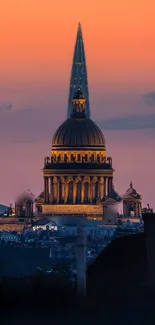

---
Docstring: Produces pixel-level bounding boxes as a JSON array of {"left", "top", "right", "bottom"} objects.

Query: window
[
  {"left": 58, "top": 154, "right": 61, "bottom": 162},
  {"left": 85, "top": 154, "right": 88, "bottom": 161},
  {"left": 64, "top": 154, "right": 68, "bottom": 162},
  {"left": 84, "top": 182, "right": 89, "bottom": 203},
  {"left": 91, "top": 154, "right": 94, "bottom": 161},
  {"left": 94, "top": 182, "right": 98, "bottom": 199},
  {"left": 97, "top": 154, "right": 100, "bottom": 162},
  {"left": 68, "top": 181, "right": 73, "bottom": 203},
  {"left": 76, "top": 181, "right": 81, "bottom": 203},
  {"left": 59, "top": 181, "right": 63, "bottom": 203},
  {"left": 71, "top": 154, "right": 74, "bottom": 161},
  {"left": 77, "top": 154, "right": 81, "bottom": 161}
]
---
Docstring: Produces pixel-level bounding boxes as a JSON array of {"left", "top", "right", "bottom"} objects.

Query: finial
[{"left": 130, "top": 181, "right": 133, "bottom": 188}]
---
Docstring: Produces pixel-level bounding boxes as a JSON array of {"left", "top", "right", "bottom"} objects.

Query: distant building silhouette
[{"left": 123, "top": 181, "right": 142, "bottom": 217}]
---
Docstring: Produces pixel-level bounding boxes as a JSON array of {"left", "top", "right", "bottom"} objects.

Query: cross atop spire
[
  {"left": 67, "top": 23, "right": 90, "bottom": 118},
  {"left": 78, "top": 21, "right": 82, "bottom": 34}
]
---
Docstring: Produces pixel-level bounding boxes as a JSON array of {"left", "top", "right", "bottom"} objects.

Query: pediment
[
  {"left": 123, "top": 195, "right": 133, "bottom": 199},
  {"left": 103, "top": 197, "right": 118, "bottom": 203},
  {"left": 35, "top": 197, "right": 44, "bottom": 204},
  {"left": 123, "top": 194, "right": 139, "bottom": 200}
]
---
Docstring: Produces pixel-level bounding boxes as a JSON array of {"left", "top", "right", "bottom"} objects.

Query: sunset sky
[{"left": 0, "top": 0, "right": 155, "bottom": 209}]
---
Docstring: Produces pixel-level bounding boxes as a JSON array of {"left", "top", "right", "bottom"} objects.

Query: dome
[
  {"left": 52, "top": 117, "right": 106, "bottom": 148},
  {"left": 126, "top": 182, "right": 138, "bottom": 195},
  {"left": 124, "top": 182, "right": 141, "bottom": 199}
]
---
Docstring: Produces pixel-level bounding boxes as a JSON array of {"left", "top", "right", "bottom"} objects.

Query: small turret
[{"left": 71, "top": 87, "right": 86, "bottom": 118}]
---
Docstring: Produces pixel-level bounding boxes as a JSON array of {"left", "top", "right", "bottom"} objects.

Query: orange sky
[
  {"left": 0, "top": 0, "right": 155, "bottom": 207},
  {"left": 0, "top": 0, "right": 155, "bottom": 89}
]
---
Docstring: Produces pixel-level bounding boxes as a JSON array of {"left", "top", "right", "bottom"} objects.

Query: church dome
[
  {"left": 126, "top": 182, "right": 138, "bottom": 195},
  {"left": 124, "top": 182, "right": 141, "bottom": 199},
  {"left": 52, "top": 87, "right": 106, "bottom": 149},
  {"left": 52, "top": 117, "right": 106, "bottom": 148}
]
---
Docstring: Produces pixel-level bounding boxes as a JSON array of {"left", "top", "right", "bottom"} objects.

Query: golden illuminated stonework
[{"left": 35, "top": 88, "right": 116, "bottom": 221}]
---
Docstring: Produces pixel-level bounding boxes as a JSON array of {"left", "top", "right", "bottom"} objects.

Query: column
[
  {"left": 64, "top": 179, "right": 68, "bottom": 203},
  {"left": 62, "top": 180, "right": 65, "bottom": 202},
  {"left": 123, "top": 203, "right": 126, "bottom": 216},
  {"left": 98, "top": 177, "right": 101, "bottom": 198},
  {"left": 44, "top": 177, "right": 49, "bottom": 203},
  {"left": 136, "top": 202, "right": 140, "bottom": 217},
  {"left": 104, "top": 177, "right": 107, "bottom": 197},
  {"left": 92, "top": 183, "right": 95, "bottom": 202},
  {"left": 81, "top": 180, "right": 84, "bottom": 203},
  {"left": 53, "top": 178, "right": 57, "bottom": 203},
  {"left": 73, "top": 181, "right": 77, "bottom": 204},
  {"left": 57, "top": 178, "right": 60, "bottom": 203},
  {"left": 90, "top": 181, "right": 93, "bottom": 203},
  {"left": 50, "top": 177, "right": 53, "bottom": 203},
  {"left": 137, "top": 202, "right": 140, "bottom": 216},
  {"left": 88, "top": 183, "right": 91, "bottom": 203},
  {"left": 108, "top": 177, "right": 113, "bottom": 194},
  {"left": 44, "top": 177, "right": 46, "bottom": 203},
  {"left": 100, "top": 179, "right": 104, "bottom": 200},
  {"left": 139, "top": 202, "right": 142, "bottom": 216}
]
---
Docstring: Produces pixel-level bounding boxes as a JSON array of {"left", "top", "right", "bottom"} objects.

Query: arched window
[
  {"left": 84, "top": 182, "right": 89, "bottom": 203},
  {"left": 85, "top": 154, "right": 88, "bottom": 161},
  {"left": 68, "top": 181, "right": 73, "bottom": 203},
  {"left": 76, "top": 181, "right": 81, "bottom": 203},
  {"left": 77, "top": 154, "right": 81, "bottom": 161}
]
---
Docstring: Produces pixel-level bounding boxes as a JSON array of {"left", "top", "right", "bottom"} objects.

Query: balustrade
[{"left": 44, "top": 155, "right": 112, "bottom": 166}]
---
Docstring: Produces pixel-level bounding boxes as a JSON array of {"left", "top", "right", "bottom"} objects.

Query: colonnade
[{"left": 44, "top": 176, "right": 113, "bottom": 204}]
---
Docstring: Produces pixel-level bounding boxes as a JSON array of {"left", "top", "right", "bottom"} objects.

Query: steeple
[{"left": 67, "top": 22, "right": 90, "bottom": 118}]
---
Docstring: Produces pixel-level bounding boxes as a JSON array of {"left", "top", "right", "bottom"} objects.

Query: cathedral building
[
  {"left": 35, "top": 23, "right": 141, "bottom": 222},
  {"left": 36, "top": 86, "right": 118, "bottom": 220}
]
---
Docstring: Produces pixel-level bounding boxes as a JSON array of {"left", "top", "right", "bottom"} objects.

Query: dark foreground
[{"left": 1, "top": 233, "right": 155, "bottom": 324}]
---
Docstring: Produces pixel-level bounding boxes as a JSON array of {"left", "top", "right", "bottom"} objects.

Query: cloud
[
  {"left": 0, "top": 103, "right": 12, "bottom": 112},
  {"left": 12, "top": 139, "right": 41, "bottom": 144},
  {"left": 0, "top": 103, "right": 64, "bottom": 144},
  {"left": 143, "top": 92, "right": 155, "bottom": 106},
  {"left": 1, "top": 89, "right": 155, "bottom": 144},
  {"left": 96, "top": 114, "right": 155, "bottom": 130}
]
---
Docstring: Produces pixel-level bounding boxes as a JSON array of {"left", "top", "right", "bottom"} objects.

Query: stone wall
[
  {"left": 0, "top": 224, "right": 25, "bottom": 233},
  {"left": 42, "top": 204, "right": 103, "bottom": 215}
]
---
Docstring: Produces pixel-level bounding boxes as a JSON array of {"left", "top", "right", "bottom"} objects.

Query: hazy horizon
[{"left": 0, "top": 0, "right": 155, "bottom": 209}]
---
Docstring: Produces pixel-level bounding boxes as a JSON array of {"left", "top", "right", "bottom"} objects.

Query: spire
[
  {"left": 130, "top": 181, "right": 133, "bottom": 188},
  {"left": 67, "top": 23, "right": 90, "bottom": 118}
]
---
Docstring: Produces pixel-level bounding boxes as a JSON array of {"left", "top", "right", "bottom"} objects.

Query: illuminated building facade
[
  {"left": 36, "top": 85, "right": 118, "bottom": 220},
  {"left": 35, "top": 23, "right": 141, "bottom": 222}
]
